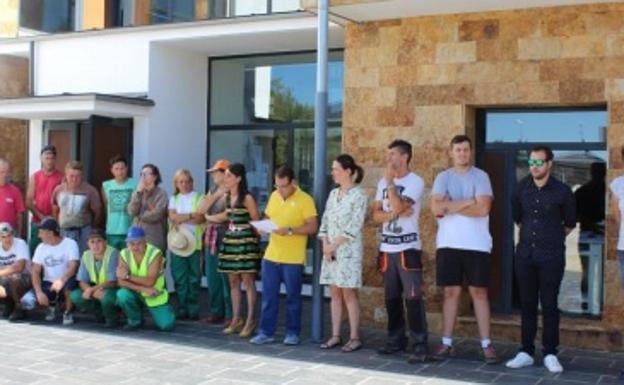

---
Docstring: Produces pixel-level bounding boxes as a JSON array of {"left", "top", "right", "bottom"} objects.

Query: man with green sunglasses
[{"left": 507, "top": 145, "right": 576, "bottom": 374}]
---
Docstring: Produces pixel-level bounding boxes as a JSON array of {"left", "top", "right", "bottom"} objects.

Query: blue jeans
[
  {"left": 259, "top": 259, "right": 303, "bottom": 337},
  {"left": 61, "top": 225, "right": 91, "bottom": 254},
  {"left": 618, "top": 251, "right": 624, "bottom": 289}
]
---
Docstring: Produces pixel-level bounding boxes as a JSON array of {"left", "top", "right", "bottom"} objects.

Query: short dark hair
[
  {"left": 450, "top": 135, "right": 472, "bottom": 148},
  {"left": 109, "top": 154, "right": 127, "bottom": 167},
  {"left": 529, "top": 145, "right": 554, "bottom": 162},
  {"left": 388, "top": 139, "right": 412, "bottom": 164},
  {"left": 141, "top": 163, "right": 162, "bottom": 185},
  {"left": 274, "top": 165, "right": 295, "bottom": 182}
]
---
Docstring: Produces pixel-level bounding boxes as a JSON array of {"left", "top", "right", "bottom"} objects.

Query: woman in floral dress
[{"left": 318, "top": 154, "right": 368, "bottom": 352}]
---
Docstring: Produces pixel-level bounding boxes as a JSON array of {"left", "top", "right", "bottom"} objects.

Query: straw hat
[{"left": 167, "top": 226, "right": 196, "bottom": 257}]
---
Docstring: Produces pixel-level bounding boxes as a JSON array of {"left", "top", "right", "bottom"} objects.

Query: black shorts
[
  {"left": 436, "top": 248, "right": 491, "bottom": 288},
  {"left": 40, "top": 278, "right": 77, "bottom": 304}
]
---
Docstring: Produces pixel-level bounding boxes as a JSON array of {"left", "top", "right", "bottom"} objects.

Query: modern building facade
[{"left": 0, "top": 0, "right": 623, "bottom": 350}]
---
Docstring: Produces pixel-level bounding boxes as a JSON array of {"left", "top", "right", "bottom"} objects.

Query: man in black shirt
[{"left": 506, "top": 145, "right": 576, "bottom": 374}]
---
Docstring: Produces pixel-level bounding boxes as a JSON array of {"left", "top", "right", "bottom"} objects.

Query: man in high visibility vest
[
  {"left": 116, "top": 226, "right": 175, "bottom": 331},
  {"left": 70, "top": 228, "right": 119, "bottom": 328}
]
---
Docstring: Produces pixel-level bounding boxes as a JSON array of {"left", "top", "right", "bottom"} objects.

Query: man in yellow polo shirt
[{"left": 250, "top": 166, "right": 318, "bottom": 346}]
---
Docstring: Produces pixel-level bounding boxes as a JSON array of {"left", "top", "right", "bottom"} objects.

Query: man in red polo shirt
[
  {"left": 0, "top": 159, "right": 25, "bottom": 236},
  {"left": 26, "top": 145, "right": 64, "bottom": 253}
]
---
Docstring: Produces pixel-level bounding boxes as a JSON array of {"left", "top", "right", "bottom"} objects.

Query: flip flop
[
  {"left": 320, "top": 336, "right": 342, "bottom": 349},
  {"left": 342, "top": 339, "right": 362, "bottom": 353}
]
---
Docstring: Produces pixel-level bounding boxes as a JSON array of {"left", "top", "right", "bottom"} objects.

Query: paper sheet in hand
[{"left": 250, "top": 219, "right": 277, "bottom": 233}]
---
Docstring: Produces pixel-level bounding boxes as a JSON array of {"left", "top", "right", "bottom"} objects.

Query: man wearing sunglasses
[
  {"left": 507, "top": 146, "right": 575, "bottom": 373},
  {"left": 0, "top": 222, "right": 31, "bottom": 321}
]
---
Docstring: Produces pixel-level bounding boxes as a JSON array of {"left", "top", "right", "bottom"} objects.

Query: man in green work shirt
[
  {"left": 102, "top": 155, "right": 137, "bottom": 250},
  {"left": 70, "top": 228, "right": 119, "bottom": 328},
  {"left": 115, "top": 226, "right": 175, "bottom": 331}
]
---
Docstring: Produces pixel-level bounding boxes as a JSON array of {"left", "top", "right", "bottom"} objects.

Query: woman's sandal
[
  {"left": 341, "top": 339, "right": 362, "bottom": 353},
  {"left": 320, "top": 335, "right": 342, "bottom": 349}
]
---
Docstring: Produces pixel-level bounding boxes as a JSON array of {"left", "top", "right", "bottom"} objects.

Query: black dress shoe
[{"left": 377, "top": 343, "right": 406, "bottom": 355}]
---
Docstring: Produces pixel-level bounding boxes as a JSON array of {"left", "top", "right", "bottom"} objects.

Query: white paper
[{"left": 250, "top": 219, "right": 278, "bottom": 233}]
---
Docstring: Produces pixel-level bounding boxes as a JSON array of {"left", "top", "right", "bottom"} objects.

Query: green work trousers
[
  {"left": 70, "top": 288, "right": 119, "bottom": 326},
  {"left": 170, "top": 250, "right": 201, "bottom": 318},
  {"left": 116, "top": 288, "right": 175, "bottom": 331}
]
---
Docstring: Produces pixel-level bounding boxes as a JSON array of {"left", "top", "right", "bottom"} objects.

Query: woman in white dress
[{"left": 318, "top": 154, "right": 368, "bottom": 352}]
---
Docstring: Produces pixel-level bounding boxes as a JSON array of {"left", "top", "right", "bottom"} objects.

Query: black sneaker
[
  {"left": 122, "top": 324, "right": 140, "bottom": 331},
  {"left": 2, "top": 301, "right": 15, "bottom": 318},
  {"left": 377, "top": 342, "right": 407, "bottom": 355},
  {"left": 408, "top": 343, "right": 430, "bottom": 364},
  {"left": 8, "top": 308, "right": 25, "bottom": 322}
]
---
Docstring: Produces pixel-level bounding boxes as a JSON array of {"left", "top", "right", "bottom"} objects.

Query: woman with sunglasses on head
[
  {"left": 318, "top": 154, "right": 368, "bottom": 352},
  {"left": 127, "top": 164, "right": 169, "bottom": 253},
  {"left": 210, "top": 163, "right": 261, "bottom": 337}
]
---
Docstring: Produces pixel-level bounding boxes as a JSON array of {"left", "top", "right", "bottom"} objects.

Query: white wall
[
  {"left": 34, "top": 33, "right": 150, "bottom": 95},
  {"left": 145, "top": 42, "right": 207, "bottom": 195}
]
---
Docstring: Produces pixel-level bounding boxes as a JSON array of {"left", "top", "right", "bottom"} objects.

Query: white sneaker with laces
[
  {"left": 62, "top": 311, "right": 74, "bottom": 326},
  {"left": 543, "top": 354, "right": 563, "bottom": 373},
  {"left": 505, "top": 352, "right": 534, "bottom": 369},
  {"left": 44, "top": 306, "right": 56, "bottom": 321}
]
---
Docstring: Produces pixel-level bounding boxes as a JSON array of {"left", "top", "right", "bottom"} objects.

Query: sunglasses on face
[{"left": 527, "top": 159, "right": 546, "bottom": 167}]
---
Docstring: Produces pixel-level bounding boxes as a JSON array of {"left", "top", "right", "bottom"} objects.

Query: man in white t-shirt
[
  {"left": 373, "top": 139, "right": 430, "bottom": 363},
  {"left": 431, "top": 135, "right": 498, "bottom": 364},
  {"left": 0, "top": 222, "right": 31, "bottom": 321},
  {"left": 608, "top": 146, "right": 624, "bottom": 380},
  {"left": 31, "top": 217, "right": 80, "bottom": 325}
]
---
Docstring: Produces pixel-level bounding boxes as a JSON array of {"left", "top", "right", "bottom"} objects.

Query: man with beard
[
  {"left": 373, "top": 139, "right": 429, "bottom": 363},
  {"left": 506, "top": 145, "right": 575, "bottom": 373}
]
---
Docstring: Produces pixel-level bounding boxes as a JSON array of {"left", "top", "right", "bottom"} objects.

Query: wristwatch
[{"left": 287, "top": 227, "right": 294, "bottom": 236}]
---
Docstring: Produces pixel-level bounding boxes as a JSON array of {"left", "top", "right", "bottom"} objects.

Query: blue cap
[{"left": 126, "top": 226, "right": 146, "bottom": 242}]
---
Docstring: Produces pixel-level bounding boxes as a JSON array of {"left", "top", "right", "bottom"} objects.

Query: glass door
[{"left": 478, "top": 107, "right": 607, "bottom": 316}]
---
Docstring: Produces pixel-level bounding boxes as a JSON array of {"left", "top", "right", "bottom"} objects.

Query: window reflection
[
  {"left": 487, "top": 111, "right": 607, "bottom": 143},
  {"left": 211, "top": 52, "right": 344, "bottom": 125}
]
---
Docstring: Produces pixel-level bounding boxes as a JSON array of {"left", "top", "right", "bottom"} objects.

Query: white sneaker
[
  {"left": 505, "top": 352, "right": 534, "bottom": 369},
  {"left": 62, "top": 311, "right": 74, "bottom": 326},
  {"left": 543, "top": 354, "right": 563, "bottom": 373},
  {"left": 44, "top": 306, "right": 56, "bottom": 321}
]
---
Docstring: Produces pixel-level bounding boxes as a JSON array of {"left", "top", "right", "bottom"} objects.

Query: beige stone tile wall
[
  {"left": 343, "top": 2, "right": 624, "bottom": 350},
  {"left": 0, "top": 55, "right": 29, "bottom": 193}
]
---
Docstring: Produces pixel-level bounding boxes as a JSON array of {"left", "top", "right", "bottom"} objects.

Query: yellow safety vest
[
  {"left": 82, "top": 246, "right": 115, "bottom": 285},
  {"left": 120, "top": 244, "right": 168, "bottom": 307}
]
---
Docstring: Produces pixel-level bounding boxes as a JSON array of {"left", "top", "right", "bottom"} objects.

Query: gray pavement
[{"left": 0, "top": 296, "right": 623, "bottom": 385}]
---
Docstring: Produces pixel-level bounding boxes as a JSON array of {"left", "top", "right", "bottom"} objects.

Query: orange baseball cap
[{"left": 207, "top": 159, "right": 231, "bottom": 172}]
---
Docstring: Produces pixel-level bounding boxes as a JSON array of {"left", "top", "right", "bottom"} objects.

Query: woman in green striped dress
[{"left": 217, "top": 163, "right": 261, "bottom": 337}]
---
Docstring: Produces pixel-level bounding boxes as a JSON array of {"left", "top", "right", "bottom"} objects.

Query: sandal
[
  {"left": 320, "top": 335, "right": 342, "bottom": 349},
  {"left": 341, "top": 339, "right": 362, "bottom": 353}
]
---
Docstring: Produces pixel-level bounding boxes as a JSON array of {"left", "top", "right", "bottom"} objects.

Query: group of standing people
[{"left": 0, "top": 136, "right": 622, "bottom": 376}]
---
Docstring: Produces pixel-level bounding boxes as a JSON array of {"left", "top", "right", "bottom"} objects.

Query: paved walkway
[{"left": 1, "top": 305, "right": 623, "bottom": 385}]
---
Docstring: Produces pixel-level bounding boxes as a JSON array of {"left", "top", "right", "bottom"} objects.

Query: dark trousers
[
  {"left": 382, "top": 251, "right": 428, "bottom": 348},
  {"left": 515, "top": 255, "right": 565, "bottom": 356}
]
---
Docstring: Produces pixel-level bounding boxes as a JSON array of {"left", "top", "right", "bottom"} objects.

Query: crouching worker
[
  {"left": 70, "top": 228, "right": 120, "bottom": 327},
  {"left": 116, "top": 226, "right": 175, "bottom": 331}
]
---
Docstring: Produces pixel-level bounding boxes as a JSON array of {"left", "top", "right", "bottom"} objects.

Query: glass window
[
  {"left": 151, "top": 0, "right": 195, "bottom": 23},
  {"left": 20, "top": 0, "right": 74, "bottom": 33},
  {"left": 210, "top": 52, "right": 344, "bottom": 125},
  {"left": 486, "top": 110, "right": 607, "bottom": 143},
  {"left": 272, "top": 0, "right": 300, "bottom": 12}
]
